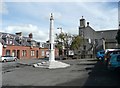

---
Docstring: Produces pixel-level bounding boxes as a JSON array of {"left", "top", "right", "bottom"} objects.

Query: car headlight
[
  {"left": 105, "top": 58, "right": 107, "bottom": 61},
  {"left": 108, "top": 62, "right": 111, "bottom": 65}
]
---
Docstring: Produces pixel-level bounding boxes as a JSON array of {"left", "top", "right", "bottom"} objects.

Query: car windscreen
[
  {"left": 3, "top": 56, "right": 12, "bottom": 57},
  {"left": 100, "top": 52, "right": 105, "bottom": 54}
]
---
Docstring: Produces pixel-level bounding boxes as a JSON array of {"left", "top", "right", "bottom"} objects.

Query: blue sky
[{"left": 1, "top": 1, "right": 119, "bottom": 42}]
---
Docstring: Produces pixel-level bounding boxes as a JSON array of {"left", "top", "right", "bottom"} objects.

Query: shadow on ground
[
  {"left": 82, "top": 61, "right": 120, "bottom": 87},
  {"left": 56, "top": 59, "right": 120, "bottom": 87}
]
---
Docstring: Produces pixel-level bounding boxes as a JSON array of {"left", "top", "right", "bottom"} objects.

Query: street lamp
[
  {"left": 101, "top": 32, "right": 105, "bottom": 50},
  {"left": 57, "top": 27, "right": 63, "bottom": 47},
  {"left": 102, "top": 38, "right": 105, "bottom": 50},
  {"left": 57, "top": 27, "right": 62, "bottom": 34},
  {"left": 57, "top": 27, "right": 64, "bottom": 58}
]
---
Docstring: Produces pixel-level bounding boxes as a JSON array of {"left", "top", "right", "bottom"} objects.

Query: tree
[
  {"left": 70, "top": 35, "right": 82, "bottom": 51},
  {"left": 55, "top": 32, "right": 72, "bottom": 55},
  {"left": 116, "top": 29, "right": 120, "bottom": 44},
  {"left": 55, "top": 34, "right": 61, "bottom": 55}
]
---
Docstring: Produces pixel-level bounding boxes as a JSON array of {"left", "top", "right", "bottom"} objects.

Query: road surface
[{"left": 1, "top": 58, "right": 120, "bottom": 87}]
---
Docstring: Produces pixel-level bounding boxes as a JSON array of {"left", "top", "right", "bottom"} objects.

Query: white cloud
[
  {"left": 76, "top": 2, "right": 118, "bottom": 30},
  {"left": 2, "top": 2, "right": 118, "bottom": 42},
  {"left": 4, "top": 24, "right": 49, "bottom": 42}
]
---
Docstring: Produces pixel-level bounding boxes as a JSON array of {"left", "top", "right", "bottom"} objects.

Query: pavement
[{"left": 16, "top": 58, "right": 43, "bottom": 65}]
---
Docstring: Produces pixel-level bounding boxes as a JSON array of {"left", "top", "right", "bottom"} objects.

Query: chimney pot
[
  {"left": 87, "top": 22, "right": 89, "bottom": 26},
  {"left": 16, "top": 32, "right": 22, "bottom": 36},
  {"left": 29, "top": 33, "right": 33, "bottom": 39}
]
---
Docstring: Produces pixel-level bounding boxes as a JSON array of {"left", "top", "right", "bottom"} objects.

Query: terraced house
[{"left": 0, "top": 32, "right": 59, "bottom": 59}]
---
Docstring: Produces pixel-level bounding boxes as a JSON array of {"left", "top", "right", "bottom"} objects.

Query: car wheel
[
  {"left": 3, "top": 59, "right": 7, "bottom": 63},
  {"left": 99, "top": 57, "right": 102, "bottom": 60},
  {"left": 14, "top": 58, "right": 17, "bottom": 61}
]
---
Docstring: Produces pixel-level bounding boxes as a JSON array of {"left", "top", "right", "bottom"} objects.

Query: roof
[
  {"left": 105, "top": 39, "right": 117, "bottom": 43},
  {"left": 96, "top": 29, "right": 118, "bottom": 39},
  {"left": 0, "top": 38, "right": 5, "bottom": 45},
  {"left": 96, "top": 29, "right": 118, "bottom": 32},
  {"left": 0, "top": 32, "right": 38, "bottom": 47}
]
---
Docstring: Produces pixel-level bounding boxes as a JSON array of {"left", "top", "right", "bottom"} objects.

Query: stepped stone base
[{"left": 33, "top": 61, "right": 70, "bottom": 69}]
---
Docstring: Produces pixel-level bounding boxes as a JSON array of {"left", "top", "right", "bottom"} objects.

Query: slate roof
[
  {"left": 0, "top": 32, "right": 40, "bottom": 47},
  {"left": 0, "top": 38, "right": 5, "bottom": 45},
  {"left": 96, "top": 29, "right": 118, "bottom": 39}
]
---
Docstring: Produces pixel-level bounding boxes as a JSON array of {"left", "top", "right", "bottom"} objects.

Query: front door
[
  {"left": 36, "top": 50, "right": 38, "bottom": 58},
  {"left": 17, "top": 50, "right": 20, "bottom": 59}
]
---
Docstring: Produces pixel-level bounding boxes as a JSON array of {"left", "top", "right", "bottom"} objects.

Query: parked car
[
  {"left": 96, "top": 50, "right": 105, "bottom": 61},
  {"left": 104, "top": 49, "right": 120, "bottom": 65},
  {"left": 107, "top": 54, "right": 120, "bottom": 71},
  {"left": 0, "top": 55, "right": 17, "bottom": 62}
]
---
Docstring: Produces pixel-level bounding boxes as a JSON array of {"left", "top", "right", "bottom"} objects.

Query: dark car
[
  {"left": 104, "top": 49, "right": 120, "bottom": 65},
  {"left": 108, "top": 54, "right": 120, "bottom": 71}
]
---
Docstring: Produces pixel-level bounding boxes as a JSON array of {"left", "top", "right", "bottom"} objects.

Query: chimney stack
[
  {"left": 87, "top": 22, "right": 89, "bottom": 27},
  {"left": 16, "top": 32, "right": 22, "bottom": 36},
  {"left": 29, "top": 33, "right": 33, "bottom": 39}
]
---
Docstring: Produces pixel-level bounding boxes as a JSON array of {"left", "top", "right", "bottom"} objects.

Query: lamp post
[
  {"left": 101, "top": 32, "right": 105, "bottom": 50},
  {"left": 57, "top": 27, "right": 62, "bottom": 34},
  {"left": 57, "top": 27, "right": 64, "bottom": 58},
  {"left": 102, "top": 38, "right": 105, "bottom": 50},
  {"left": 57, "top": 27, "right": 63, "bottom": 47}
]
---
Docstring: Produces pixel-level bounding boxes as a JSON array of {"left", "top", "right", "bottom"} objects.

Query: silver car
[{"left": 0, "top": 55, "right": 17, "bottom": 62}]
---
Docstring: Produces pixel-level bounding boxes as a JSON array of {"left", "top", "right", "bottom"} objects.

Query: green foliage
[
  {"left": 55, "top": 32, "right": 83, "bottom": 55},
  {"left": 55, "top": 32, "right": 72, "bottom": 49},
  {"left": 116, "top": 29, "right": 120, "bottom": 44},
  {"left": 55, "top": 33, "right": 71, "bottom": 47},
  {"left": 70, "top": 35, "right": 82, "bottom": 50}
]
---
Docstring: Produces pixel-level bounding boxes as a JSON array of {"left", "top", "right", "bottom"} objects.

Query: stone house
[{"left": 79, "top": 16, "right": 118, "bottom": 56}]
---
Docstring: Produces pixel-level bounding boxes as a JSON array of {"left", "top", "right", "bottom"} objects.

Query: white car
[{"left": 0, "top": 55, "right": 17, "bottom": 62}]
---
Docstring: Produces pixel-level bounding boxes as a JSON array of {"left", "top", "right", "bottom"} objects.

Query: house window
[
  {"left": 12, "top": 50, "right": 16, "bottom": 56},
  {"left": 42, "top": 44, "right": 44, "bottom": 48},
  {"left": 24, "top": 50, "right": 27, "bottom": 56},
  {"left": 31, "top": 50, "right": 35, "bottom": 56},
  {"left": 41, "top": 50, "right": 45, "bottom": 56},
  {"left": 6, "top": 50, "right": 10, "bottom": 56},
  {"left": 10, "top": 39, "right": 13, "bottom": 45},
  {"left": 31, "top": 42, "right": 36, "bottom": 46},
  {"left": 22, "top": 50, "right": 27, "bottom": 56},
  {"left": 6, "top": 38, "right": 9, "bottom": 44}
]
